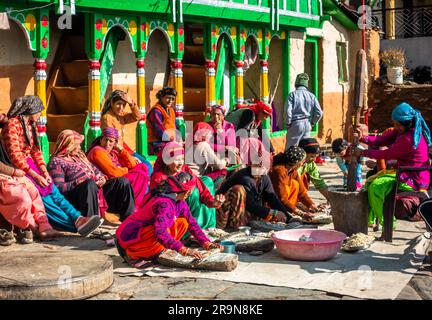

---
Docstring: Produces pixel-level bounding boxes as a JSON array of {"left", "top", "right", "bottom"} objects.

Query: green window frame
[{"left": 336, "top": 42, "right": 348, "bottom": 83}]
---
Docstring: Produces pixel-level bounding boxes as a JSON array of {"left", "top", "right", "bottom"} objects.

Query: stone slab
[
  {"left": 157, "top": 249, "right": 238, "bottom": 272},
  {"left": 0, "top": 250, "right": 113, "bottom": 300}
]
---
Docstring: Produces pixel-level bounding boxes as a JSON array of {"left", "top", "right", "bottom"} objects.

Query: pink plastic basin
[{"left": 271, "top": 229, "right": 347, "bottom": 261}]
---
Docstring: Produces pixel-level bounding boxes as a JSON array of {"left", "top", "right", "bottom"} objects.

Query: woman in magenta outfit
[
  {"left": 354, "top": 102, "right": 431, "bottom": 227},
  {"left": 207, "top": 104, "right": 239, "bottom": 165},
  {"left": 115, "top": 172, "right": 223, "bottom": 267}
]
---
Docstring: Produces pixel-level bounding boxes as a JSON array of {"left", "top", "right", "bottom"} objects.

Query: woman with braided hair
[{"left": 1, "top": 96, "right": 102, "bottom": 237}]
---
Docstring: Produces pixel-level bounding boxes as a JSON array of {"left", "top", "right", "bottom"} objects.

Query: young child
[{"left": 331, "top": 138, "right": 362, "bottom": 189}]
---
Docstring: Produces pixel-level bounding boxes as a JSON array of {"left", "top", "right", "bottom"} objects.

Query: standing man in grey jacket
[{"left": 284, "top": 73, "right": 323, "bottom": 150}]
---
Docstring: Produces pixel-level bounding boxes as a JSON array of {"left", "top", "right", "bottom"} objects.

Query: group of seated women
[{"left": 2, "top": 88, "right": 429, "bottom": 268}]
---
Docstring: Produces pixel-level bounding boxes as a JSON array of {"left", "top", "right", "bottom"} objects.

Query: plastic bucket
[{"left": 220, "top": 241, "right": 236, "bottom": 254}]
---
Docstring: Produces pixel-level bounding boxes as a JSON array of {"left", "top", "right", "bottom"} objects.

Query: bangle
[{"left": 12, "top": 168, "right": 16, "bottom": 177}]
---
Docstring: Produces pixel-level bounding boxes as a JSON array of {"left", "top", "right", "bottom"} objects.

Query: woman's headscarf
[
  {"left": 51, "top": 129, "right": 97, "bottom": 175},
  {"left": 211, "top": 104, "right": 226, "bottom": 115},
  {"left": 240, "top": 99, "right": 272, "bottom": 117},
  {"left": 391, "top": 102, "right": 432, "bottom": 149},
  {"left": 299, "top": 138, "right": 321, "bottom": 155},
  {"left": 6, "top": 95, "right": 44, "bottom": 148},
  {"left": 101, "top": 90, "right": 127, "bottom": 116},
  {"left": 193, "top": 122, "right": 213, "bottom": 143},
  {"left": 273, "top": 146, "right": 306, "bottom": 167},
  {"left": 156, "top": 87, "right": 177, "bottom": 100},
  {"left": 87, "top": 127, "right": 119, "bottom": 154},
  {"left": 153, "top": 142, "right": 184, "bottom": 173}
]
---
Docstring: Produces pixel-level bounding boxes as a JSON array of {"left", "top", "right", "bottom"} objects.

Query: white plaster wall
[
  {"left": 145, "top": 30, "right": 170, "bottom": 106},
  {"left": 0, "top": 22, "right": 34, "bottom": 66},
  {"left": 381, "top": 37, "right": 432, "bottom": 70},
  {"left": 319, "top": 20, "right": 351, "bottom": 94},
  {"left": 289, "top": 30, "right": 305, "bottom": 91},
  {"left": 268, "top": 38, "right": 284, "bottom": 130},
  {"left": 110, "top": 39, "right": 136, "bottom": 86}
]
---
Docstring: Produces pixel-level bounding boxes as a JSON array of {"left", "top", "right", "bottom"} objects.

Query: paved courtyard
[{"left": 1, "top": 162, "right": 431, "bottom": 300}]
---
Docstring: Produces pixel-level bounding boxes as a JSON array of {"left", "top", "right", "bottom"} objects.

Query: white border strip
[{"left": 185, "top": 0, "right": 321, "bottom": 20}]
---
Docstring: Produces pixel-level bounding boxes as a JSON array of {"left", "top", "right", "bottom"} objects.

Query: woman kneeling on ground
[
  {"left": 115, "top": 172, "right": 223, "bottom": 267},
  {"left": 87, "top": 127, "right": 149, "bottom": 206},
  {"left": 49, "top": 129, "right": 135, "bottom": 223},
  {"left": 151, "top": 142, "right": 225, "bottom": 231},
  {"left": 269, "top": 146, "right": 317, "bottom": 221},
  {"left": 1, "top": 96, "right": 101, "bottom": 237},
  {"left": 216, "top": 138, "right": 302, "bottom": 230}
]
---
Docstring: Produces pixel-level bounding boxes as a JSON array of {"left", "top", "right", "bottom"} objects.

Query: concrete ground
[{"left": 1, "top": 162, "right": 431, "bottom": 300}]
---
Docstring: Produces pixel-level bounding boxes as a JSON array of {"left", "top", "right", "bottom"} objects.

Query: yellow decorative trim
[{"left": 35, "top": 79, "right": 46, "bottom": 116}]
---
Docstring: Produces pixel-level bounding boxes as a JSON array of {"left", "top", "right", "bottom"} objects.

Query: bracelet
[{"left": 12, "top": 168, "right": 16, "bottom": 177}]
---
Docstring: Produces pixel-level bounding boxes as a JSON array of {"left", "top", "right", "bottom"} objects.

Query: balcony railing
[
  {"left": 200, "top": 0, "right": 322, "bottom": 16},
  {"left": 372, "top": 6, "right": 432, "bottom": 39}
]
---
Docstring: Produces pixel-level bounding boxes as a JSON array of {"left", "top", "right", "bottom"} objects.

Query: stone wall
[
  {"left": 0, "top": 20, "right": 60, "bottom": 114},
  {"left": 368, "top": 82, "right": 432, "bottom": 131}
]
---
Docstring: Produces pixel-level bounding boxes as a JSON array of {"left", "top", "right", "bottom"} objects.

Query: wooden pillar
[
  {"left": 260, "top": 59, "right": 271, "bottom": 130},
  {"left": 234, "top": 60, "right": 245, "bottom": 107},
  {"left": 171, "top": 59, "right": 185, "bottom": 138},
  {"left": 205, "top": 60, "right": 216, "bottom": 115},
  {"left": 204, "top": 59, "right": 217, "bottom": 120},
  {"left": 385, "top": 0, "right": 396, "bottom": 40},
  {"left": 34, "top": 59, "right": 49, "bottom": 163},
  {"left": 136, "top": 58, "right": 148, "bottom": 157},
  {"left": 260, "top": 59, "right": 269, "bottom": 104},
  {"left": 88, "top": 59, "right": 101, "bottom": 145}
]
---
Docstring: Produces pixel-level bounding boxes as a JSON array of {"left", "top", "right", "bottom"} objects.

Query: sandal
[
  {"left": 0, "top": 229, "right": 15, "bottom": 246},
  {"left": 16, "top": 228, "right": 33, "bottom": 244},
  {"left": 90, "top": 230, "right": 114, "bottom": 240}
]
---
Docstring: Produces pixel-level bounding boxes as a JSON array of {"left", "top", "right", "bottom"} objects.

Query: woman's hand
[
  {"left": 211, "top": 194, "right": 225, "bottom": 208},
  {"left": 204, "top": 242, "right": 224, "bottom": 252},
  {"left": 96, "top": 176, "right": 107, "bottom": 188},
  {"left": 133, "top": 156, "right": 141, "bottom": 164},
  {"left": 308, "top": 204, "right": 318, "bottom": 213},
  {"left": 13, "top": 169, "right": 25, "bottom": 177},
  {"left": 180, "top": 247, "right": 204, "bottom": 260},
  {"left": 354, "top": 124, "right": 369, "bottom": 138},
  {"left": 302, "top": 212, "right": 315, "bottom": 222},
  {"left": 35, "top": 175, "right": 49, "bottom": 188},
  {"left": 273, "top": 210, "right": 287, "bottom": 223},
  {"left": 42, "top": 171, "right": 52, "bottom": 184},
  {"left": 120, "top": 92, "right": 133, "bottom": 106}
]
